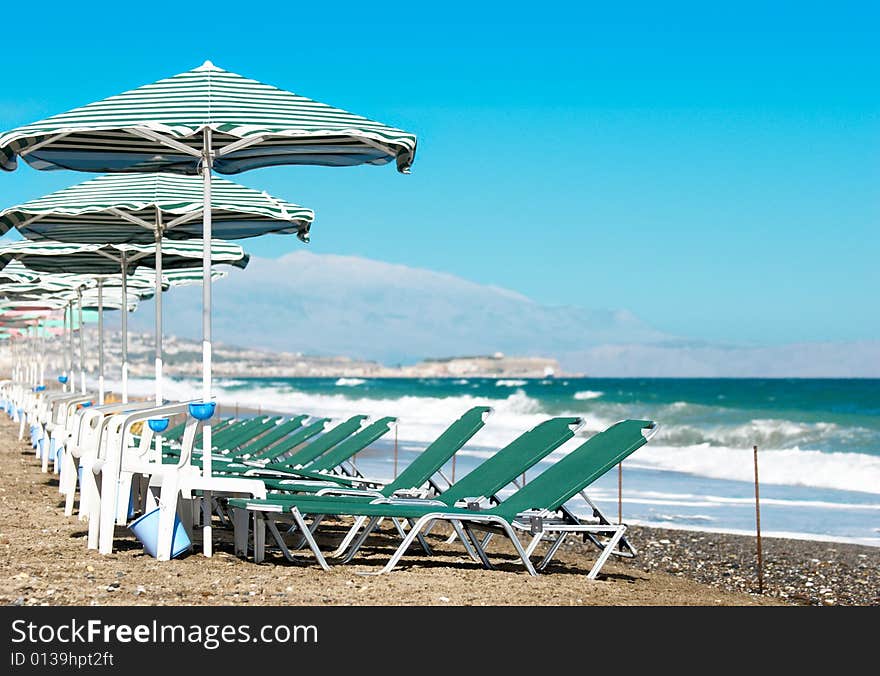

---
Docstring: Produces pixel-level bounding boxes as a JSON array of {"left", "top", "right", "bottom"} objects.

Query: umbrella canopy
[
  {"left": 0, "top": 276, "right": 92, "bottom": 298},
  {"left": 70, "top": 287, "right": 141, "bottom": 312},
  {"left": 0, "top": 260, "right": 40, "bottom": 284},
  {"left": 0, "top": 172, "right": 313, "bottom": 243},
  {"left": 0, "top": 61, "right": 417, "bottom": 174},
  {"left": 0, "top": 239, "right": 247, "bottom": 401},
  {"left": 0, "top": 239, "right": 248, "bottom": 274}
]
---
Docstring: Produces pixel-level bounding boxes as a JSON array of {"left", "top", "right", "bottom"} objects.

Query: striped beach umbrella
[
  {"left": 0, "top": 260, "right": 40, "bottom": 285},
  {"left": 0, "top": 61, "right": 417, "bottom": 175},
  {"left": 0, "top": 172, "right": 313, "bottom": 243},
  {"left": 0, "top": 239, "right": 246, "bottom": 401},
  {"left": 0, "top": 172, "right": 306, "bottom": 406},
  {"left": 0, "top": 62, "right": 416, "bottom": 548}
]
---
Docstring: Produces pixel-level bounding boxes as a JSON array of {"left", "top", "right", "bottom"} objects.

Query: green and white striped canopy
[
  {"left": 0, "top": 275, "right": 93, "bottom": 298},
  {"left": 0, "top": 172, "right": 313, "bottom": 243},
  {"left": 0, "top": 61, "right": 417, "bottom": 175},
  {"left": 75, "top": 287, "right": 140, "bottom": 312},
  {"left": 0, "top": 260, "right": 40, "bottom": 284},
  {"left": 163, "top": 267, "right": 228, "bottom": 287},
  {"left": 0, "top": 239, "right": 248, "bottom": 275}
]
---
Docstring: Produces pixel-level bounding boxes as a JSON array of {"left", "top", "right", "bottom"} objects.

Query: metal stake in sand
[
  {"left": 393, "top": 423, "right": 399, "bottom": 479},
  {"left": 618, "top": 462, "right": 623, "bottom": 523},
  {"left": 753, "top": 444, "right": 764, "bottom": 594}
]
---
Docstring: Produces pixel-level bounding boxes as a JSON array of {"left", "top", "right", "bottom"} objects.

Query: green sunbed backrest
[
  {"left": 191, "top": 417, "right": 236, "bottom": 445},
  {"left": 490, "top": 419, "right": 654, "bottom": 520},
  {"left": 196, "top": 417, "right": 253, "bottom": 446},
  {"left": 279, "top": 415, "right": 369, "bottom": 468},
  {"left": 223, "top": 417, "right": 280, "bottom": 450},
  {"left": 249, "top": 418, "right": 329, "bottom": 461},
  {"left": 163, "top": 420, "right": 190, "bottom": 442},
  {"left": 233, "top": 416, "right": 307, "bottom": 457},
  {"left": 440, "top": 416, "right": 582, "bottom": 506},
  {"left": 309, "top": 417, "right": 398, "bottom": 471},
  {"left": 383, "top": 406, "right": 492, "bottom": 495}
]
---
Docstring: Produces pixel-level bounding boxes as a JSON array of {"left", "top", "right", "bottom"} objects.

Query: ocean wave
[
  {"left": 118, "top": 376, "right": 549, "bottom": 451},
  {"left": 630, "top": 444, "right": 880, "bottom": 495},
  {"left": 573, "top": 390, "right": 603, "bottom": 401},
  {"left": 214, "top": 378, "right": 248, "bottom": 388},
  {"left": 496, "top": 379, "right": 526, "bottom": 387},
  {"left": 656, "top": 514, "right": 716, "bottom": 523},
  {"left": 654, "top": 418, "right": 877, "bottom": 452},
  {"left": 334, "top": 378, "right": 366, "bottom": 387}
]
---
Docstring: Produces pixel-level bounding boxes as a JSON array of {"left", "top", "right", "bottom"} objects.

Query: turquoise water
[{"left": 141, "top": 376, "right": 880, "bottom": 544}]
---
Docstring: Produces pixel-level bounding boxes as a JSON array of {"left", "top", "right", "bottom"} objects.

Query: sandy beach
[{"left": 1, "top": 415, "right": 876, "bottom": 607}]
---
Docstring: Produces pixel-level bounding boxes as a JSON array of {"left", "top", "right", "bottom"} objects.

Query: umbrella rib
[
  {"left": 107, "top": 207, "right": 154, "bottom": 230},
  {"left": 359, "top": 136, "right": 397, "bottom": 158},
  {"left": 11, "top": 212, "right": 48, "bottom": 230},
  {"left": 19, "top": 132, "right": 72, "bottom": 157},
  {"left": 164, "top": 210, "right": 202, "bottom": 230},
  {"left": 214, "top": 134, "right": 266, "bottom": 157},
  {"left": 126, "top": 127, "right": 201, "bottom": 158}
]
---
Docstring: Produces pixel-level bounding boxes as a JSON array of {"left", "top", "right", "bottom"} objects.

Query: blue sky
[{"left": 0, "top": 1, "right": 877, "bottom": 346}]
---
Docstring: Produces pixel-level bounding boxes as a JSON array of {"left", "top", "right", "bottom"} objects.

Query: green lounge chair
[
  {"left": 222, "top": 415, "right": 388, "bottom": 479},
  {"left": 226, "top": 415, "right": 309, "bottom": 460},
  {"left": 250, "top": 406, "right": 494, "bottom": 558},
  {"left": 257, "top": 405, "right": 494, "bottom": 497},
  {"left": 212, "top": 415, "right": 367, "bottom": 474},
  {"left": 230, "top": 419, "right": 655, "bottom": 578},
  {"left": 229, "top": 415, "right": 583, "bottom": 564}
]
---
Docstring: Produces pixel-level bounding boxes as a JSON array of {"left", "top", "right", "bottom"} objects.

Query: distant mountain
[
  {"left": 128, "top": 251, "right": 880, "bottom": 377},
  {"left": 130, "top": 251, "right": 665, "bottom": 365}
]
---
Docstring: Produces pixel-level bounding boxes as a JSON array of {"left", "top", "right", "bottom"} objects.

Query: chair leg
[
  {"left": 290, "top": 508, "right": 331, "bottom": 571},
  {"left": 450, "top": 521, "right": 482, "bottom": 564},
  {"left": 586, "top": 526, "right": 627, "bottom": 580},
  {"left": 499, "top": 521, "right": 539, "bottom": 577},
  {"left": 462, "top": 522, "right": 494, "bottom": 570},
  {"left": 253, "top": 511, "right": 266, "bottom": 564},
  {"left": 289, "top": 514, "right": 325, "bottom": 550},
  {"left": 329, "top": 515, "right": 368, "bottom": 558},
  {"left": 340, "top": 516, "right": 383, "bottom": 563},
  {"left": 537, "top": 532, "right": 568, "bottom": 571},
  {"left": 232, "top": 507, "right": 249, "bottom": 557},
  {"left": 374, "top": 514, "right": 437, "bottom": 575}
]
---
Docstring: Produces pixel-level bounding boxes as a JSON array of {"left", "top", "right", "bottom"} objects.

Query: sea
[{"left": 126, "top": 376, "right": 880, "bottom": 546}]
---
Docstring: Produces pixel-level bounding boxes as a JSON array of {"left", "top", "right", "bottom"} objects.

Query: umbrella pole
[
  {"left": 154, "top": 218, "right": 163, "bottom": 407},
  {"left": 201, "top": 127, "right": 214, "bottom": 557},
  {"left": 67, "top": 301, "right": 74, "bottom": 392},
  {"left": 154, "top": 218, "right": 164, "bottom": 467},
  {"left": 98, "top": 279, "right": 105, "bottom": 405},
  {"left": 77, "top": 289, "right": 85, "bottom": 394},
  {"left": 38, "top": 321, "right": 44, "bottom": 386},
  {"left": 120, "top": 253, "right": 129, "bottom": 404}
]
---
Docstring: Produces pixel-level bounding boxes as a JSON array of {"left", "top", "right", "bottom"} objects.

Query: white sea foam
[
  {"left": 334, "top": 378, "right": 366, "bottom": 387},
  {"left": 118, "top": 376, "right": 548, "bottom": 451},
  {"left": 629, "top": 444, "right": 880, "bottom": 495},
  {"left": 496, "top": 379, "right": 527, "bottom": 387},
  {"left": 573, "top": 390, "right": 603, "bottom": 401}
]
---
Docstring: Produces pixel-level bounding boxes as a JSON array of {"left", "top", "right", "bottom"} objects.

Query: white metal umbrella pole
[
  {"left": 120, "top": 252, "right": 129, "bottom": 404},
  {"left": 154, "top": 211, "right": 163, "bottom": 407},
  {"left": 38, "top": 321, "right": 45, "bottom": 386},
  {"left": 77, "top": 288, "right": 85, "bottom": 394},
  {"left": 97, "top": 279, "right": 105, "bottom": 405},
  {"left": 67, "top": 301, "right": 74, "bottom": 392},
  {"left": 62, "top": 304, "right": 69, "bottom": 390},
  {"left": 200, "top": 128, "right": 215, "bottom": 556}
]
